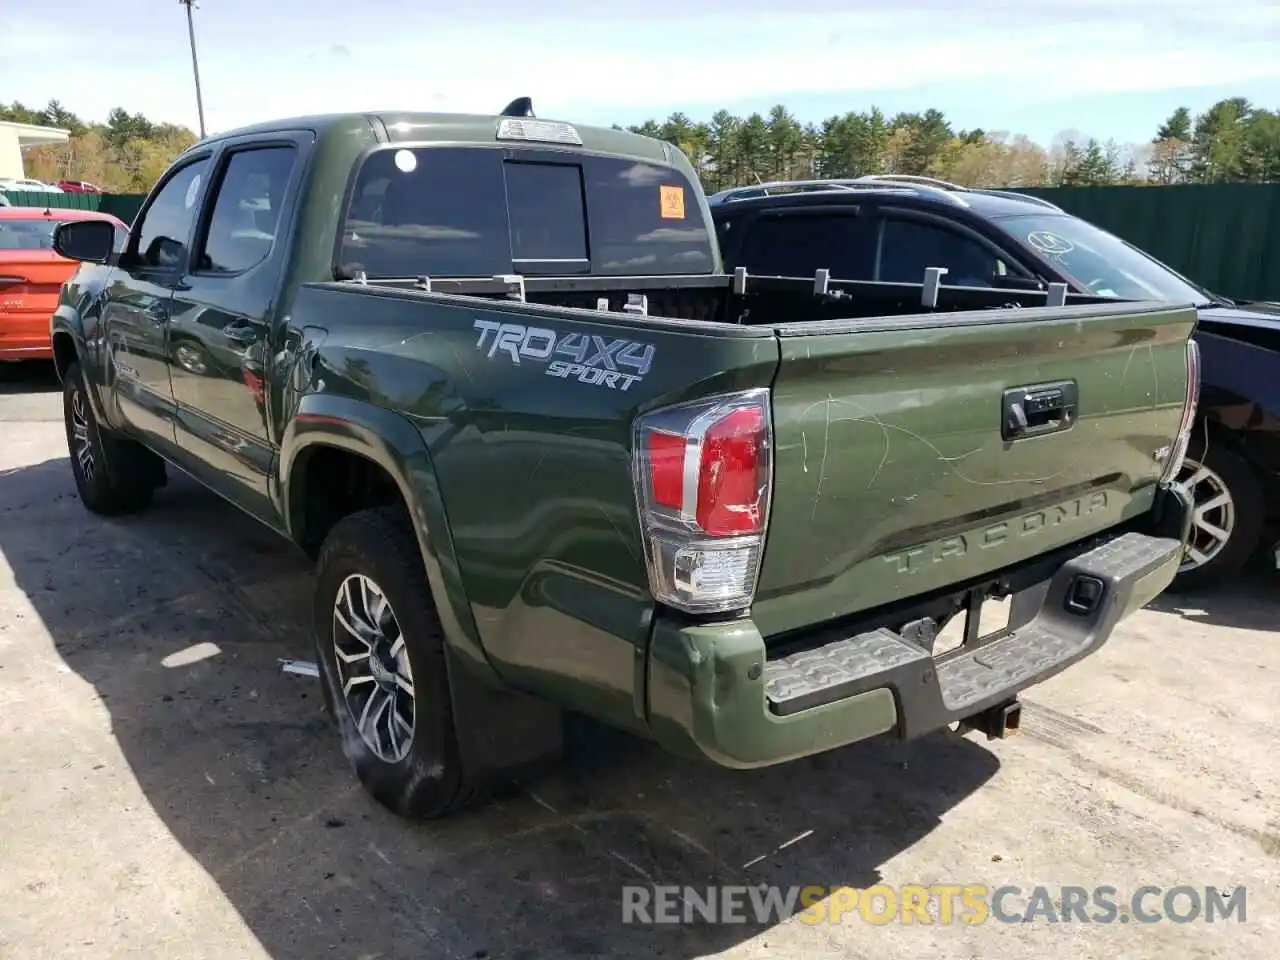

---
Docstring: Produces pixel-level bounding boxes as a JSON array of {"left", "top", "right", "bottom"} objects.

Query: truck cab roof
[{"left": 188, "top": 109, "right": 672, "bottom": 165}]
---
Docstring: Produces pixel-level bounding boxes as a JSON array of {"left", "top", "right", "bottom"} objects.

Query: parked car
[
  {"left": 57, "top": 180, "right": 105, "bottom": 194},
  {"left": 0, "top": 178, "right": 63, "bottom": 194},
  {"left": 709, "top": 175, "right": 1278, "bottom": 590},
  {"left": 0, "top": 206, "right": 129, "bottom": 362},
  {"left": 49, "top": 105, "right": 1195, "bottom": 820}
]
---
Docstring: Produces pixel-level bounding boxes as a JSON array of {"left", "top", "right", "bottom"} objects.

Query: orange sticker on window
[{"left": 660, "top": 184, "right": 686, "bottom": 220}]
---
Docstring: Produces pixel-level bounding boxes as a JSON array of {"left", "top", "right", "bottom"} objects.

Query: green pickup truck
[{"left": 50, "top": 102, "right": 1199, "bottom": 820}]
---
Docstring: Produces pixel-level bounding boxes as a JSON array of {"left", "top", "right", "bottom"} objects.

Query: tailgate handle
[{"left": 1002, "top": 380, "right": 1078, "bottom": 441}]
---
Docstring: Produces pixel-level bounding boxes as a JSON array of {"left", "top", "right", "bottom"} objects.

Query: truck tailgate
[{"left": 752, "top": 301, "right": 1197, "bottom": 639}]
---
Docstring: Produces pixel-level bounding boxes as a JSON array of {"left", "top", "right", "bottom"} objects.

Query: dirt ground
[{"left": 1, "top": 362, "right": 1277, "bottom": 960}]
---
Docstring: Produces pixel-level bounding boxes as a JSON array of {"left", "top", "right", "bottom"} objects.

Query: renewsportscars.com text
[{"left": 621, "top": 883, "right": 1247, "bottom": 926}]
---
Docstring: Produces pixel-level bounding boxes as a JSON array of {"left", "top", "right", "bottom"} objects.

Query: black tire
[
  {"left": 313, "top": 505, "right": 479, "bottom": 819},
  {"left": 63, "top": 361, "right": 163, "bottom": 516},
  {"left": 1170, "top": 437, "right": 1265, "bottom": 591}
]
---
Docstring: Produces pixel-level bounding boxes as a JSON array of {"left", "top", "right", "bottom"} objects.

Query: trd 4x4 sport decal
[{"left": 472, "top": 319, "right": 655, "bottom": 391}]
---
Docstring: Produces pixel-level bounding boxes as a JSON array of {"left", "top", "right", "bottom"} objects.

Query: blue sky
[{"left": 4, "top": 0, "right": 1278, "bottom": 146}]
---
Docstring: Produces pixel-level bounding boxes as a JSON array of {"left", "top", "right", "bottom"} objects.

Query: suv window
[
  {"left": 132, "top": 158, "right": 211, "bottom": 269},
  {"left": 998, "top": 213, "right": 1208, "bottom": 303},
  {"left": 735, "top": 213, "right": 877, "bottom": 280},
  {"left": 878, "top": 217, "right": 1005, "bottom": 287},
  {"left": 338, "top": 146, "right": 713, "bottom": 278},
  {"left": 197, "top": 145, "right": 296, "bottom": 274}
]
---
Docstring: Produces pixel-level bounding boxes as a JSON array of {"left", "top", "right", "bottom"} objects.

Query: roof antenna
[{"left": 500, "top": 97, "right": 535, "bottom": 118}]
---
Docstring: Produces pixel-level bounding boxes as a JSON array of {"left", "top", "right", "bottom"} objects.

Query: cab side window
[
  {"left": 196, "top": 146, "right": 297, "bottom": 275},
  {"left": 735, "top": 213, "right": 876, "bottom": 280},
  {"left": 132, "top": 158, "right": 210, "bottom": 269},
  {"left": 877, "top": 217, "right": 1007, "bottom": 287}
]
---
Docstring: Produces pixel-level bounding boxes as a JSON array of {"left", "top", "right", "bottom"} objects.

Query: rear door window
[
  {"left": 338, "top": 146, "right": 713, "bottom": 279},
  {"left": 0, "top": 218, "right": 58, "bottom": 249},
  {"left": 734, "top": 213, "right": 877, "bottom": 280}
]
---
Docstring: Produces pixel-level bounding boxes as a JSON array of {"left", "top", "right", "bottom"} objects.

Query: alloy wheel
[
  {"left": 332, "top": 573, "right": 416, "bottom": 763},
  {"left": 1176, "top": 457, "right": 1235, "bottom": 573},
  {"left": 174, "top": 343, "right": 208, "bottom": 375},
  {"left": 70, "top": 387, "right": 96, "bottom": 484}
]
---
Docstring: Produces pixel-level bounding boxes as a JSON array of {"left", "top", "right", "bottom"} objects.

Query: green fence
[
  {"left": 5, "top": 183, "right": 1279, "bottom": 303},
  {"left": 2, "top": 190, "right": 147, "bottom": 226},
  {"left": 1020, "top": 183, "right": 1280, "bottom": 303}
]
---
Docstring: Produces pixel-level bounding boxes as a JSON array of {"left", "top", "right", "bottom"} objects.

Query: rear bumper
[
  {"left": 646, "top": 482, "right": 1192, "bottom": 769},
  {"left": 0, "top": 344, "right": 54, "bottom": 361},
  {"left": 0, "top": 320, "right": 54, "bottom": 361}
]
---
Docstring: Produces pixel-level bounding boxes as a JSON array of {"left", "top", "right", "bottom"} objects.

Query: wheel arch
[
  {"left": 50, "top": 307, "right": 114, "bottom": 427},
  {"left": 279, "top": 394, "right": 499, "bottom": 683}
]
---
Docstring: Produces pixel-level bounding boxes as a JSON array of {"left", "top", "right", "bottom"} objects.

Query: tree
[
  {"left": 625, "top": 98, "right": 1271, "bottom": 193},
  {"left": 2, "top": 99, "right": 197, "bottom": 192},
  {"left": 4, "top": 93, "right": 1276, "bottom": 198},
  {"left": 1190, "top": 98, "right": 1252, "bottom": 182}
]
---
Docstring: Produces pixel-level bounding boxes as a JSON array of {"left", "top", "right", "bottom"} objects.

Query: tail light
[
  {"left": 632, "top": 388, "right": 772, "bottom": 615},
  {"left": 1160, "top": 338, "right": 1201, "bottom": 484}
]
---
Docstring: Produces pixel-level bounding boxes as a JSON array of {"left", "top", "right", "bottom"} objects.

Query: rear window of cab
[{"left": 337, "top": 145, "right": 714, "bottom": 279}]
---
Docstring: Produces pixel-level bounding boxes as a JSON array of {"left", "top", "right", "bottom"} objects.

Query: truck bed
[
  {"left": 343, "top": 268, "right": 1117, "bottom": 327},
  {"left": 297, "top": 271, "right": 1195, "bottom": 644}
]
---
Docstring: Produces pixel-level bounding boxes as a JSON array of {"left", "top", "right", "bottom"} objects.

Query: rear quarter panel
[{"left": 289, "top": 283, "right": 778, "bottom": 730}]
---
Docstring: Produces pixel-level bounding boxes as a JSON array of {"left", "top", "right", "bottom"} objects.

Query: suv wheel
[
  {"left": 1171, "top": 441, "right": 1264, "bottom": 590},
  {"left": 313, "top": 506, "right": 479, "bottom": 819},
  {"left": 63, "top": 361, "right": 163, "bottom": 516}
]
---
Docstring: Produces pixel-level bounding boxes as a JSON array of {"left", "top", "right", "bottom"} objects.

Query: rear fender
[{"left": 278, "top": 393, "right": 500, "bottom": 685}]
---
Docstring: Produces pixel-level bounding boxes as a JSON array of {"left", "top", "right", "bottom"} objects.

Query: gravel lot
[{"left": 1, "top": 361, "right": 1278, "bottom": 960}]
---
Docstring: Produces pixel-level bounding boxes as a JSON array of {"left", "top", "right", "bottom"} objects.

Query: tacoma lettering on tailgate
[
  {"left": 472, "top": 319, "right": 654, "bottom": 391},
  {"left": 884, "top": 491, "right": 1110, "bottom": 575}
]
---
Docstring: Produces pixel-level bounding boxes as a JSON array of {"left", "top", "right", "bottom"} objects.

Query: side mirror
[{"left": 53, "top": 220, "right": 117, "bottom": 264}]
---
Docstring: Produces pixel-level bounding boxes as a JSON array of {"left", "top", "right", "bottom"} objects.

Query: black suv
[{"left": 709, "top": 175, "right": 1280, "bottom": 590}]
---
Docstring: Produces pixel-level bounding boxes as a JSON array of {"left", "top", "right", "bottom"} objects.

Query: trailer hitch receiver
[{"left": 958, "top": 698, "right": 1022, "bottom": 740}]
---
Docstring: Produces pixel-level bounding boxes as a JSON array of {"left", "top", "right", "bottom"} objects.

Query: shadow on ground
[
  {"left": 1152, "top": 554, "right": 1279, "bottom": 632},
  {"left": 0, "top": 360, "right": 58, "bottom": 395},
  {"left": 1, "top": 455, "right": 1003, "bottom": 959}
]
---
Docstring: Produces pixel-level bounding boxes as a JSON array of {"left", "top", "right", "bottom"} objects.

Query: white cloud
[{"left": 3, "top": 1, "right": 1277, "bottom": 133}]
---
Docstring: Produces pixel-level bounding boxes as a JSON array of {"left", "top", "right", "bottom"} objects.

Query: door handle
[{"left": 1001, "top": 380, "right": 1078, "bottom": 441}]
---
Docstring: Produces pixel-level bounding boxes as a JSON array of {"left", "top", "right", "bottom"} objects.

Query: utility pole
[{"left": 179, "top": 0, "right": 207, "bottom": 138}]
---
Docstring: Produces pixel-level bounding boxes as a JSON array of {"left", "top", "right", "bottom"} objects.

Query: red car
[
  {"left": 0, "top": 206, "right": 129, "bottom": 361},
  {"left": 56, "top": 180, "right": 105, "bottom": 194}
]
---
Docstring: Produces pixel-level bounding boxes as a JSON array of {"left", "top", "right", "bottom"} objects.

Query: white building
[{"left": 0, "top": 120, "right": 71, "bottom": 180}]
